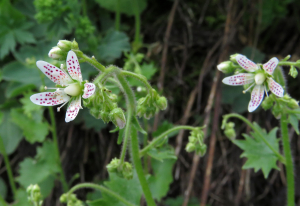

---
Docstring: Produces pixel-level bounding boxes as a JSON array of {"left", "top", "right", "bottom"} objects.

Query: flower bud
[
  {"left": 224, "top": 128, "right": 236, "bottom": 140},
  {"left": 188, "top": 136, "right": 197, "bottom": 144},
  {"left": 261, "top": 96, "right": 274, "bottom": 110},
  {"left": 196, "top": 144, "right": 207, "bottom": 157},
  {"left": 185, "top": 142, "right": 195, "bottom": 153},
  {"left": 57, "top": 40, "right": 72, "bottom": 51},
  {"left": 100, "top": 110, "right": 110, "bottom": 123},
  {"left": 122, "top": 162, "right": 133, "bottom": 180},
  {"left": 60, "top": 194, "right": 68, "bottom": 203},
  {"left": 272, "top": 104, "right": 282, "bottom": 119},
  {"left": 106, "top": 158, "right": 120, "bottom": 173},
  {"left": 156, "top": 96, "right": 168, "bottom": 110},
  {"left": 48, "top": 47, "right": 64, "bottom": 60},
  {"left": 71, "top": 39, "right": 79, "bottom": 50},
  {"left": 217, "top": 61, "right": 235, "bottom": 73},
  {"left": 288, "top": 65, "right": 298, "bottom": 78},
  {"left": 230, "top": 54, "right": 239, "bottom": 64},
  {"left": 287, "top": 98, "right": 299, "bottom": 109},
  {"left": 109, "top": 108, "right": 126, "bottom": 129}
]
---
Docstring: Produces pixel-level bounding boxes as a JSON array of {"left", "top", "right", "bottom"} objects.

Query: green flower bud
[
  {"left": 57, "top": 40, "right": 73, "bottom": 51},
  {"left": 60, "top": 194, "right": 68, "bottom": 203},
  {"left": 100, "top": 110, "right": 110, "bottom": 123},
  {"left": 224, "top": 128, "right": 236, "bottom": 140},
  {"left": 230, "top": 54, "right": 239, "bottom": 64},
  {"left": 272, "top": 104, "right": 282, "bottom": 119},
  {"left": 109, "top": 108, "right": 126, "bottom": 129},
  {"left": 156, "top": 96, "right": 168, "bottom": 110},
  {"left": 185, "top": 142, "right": 195, "bottom": 153},
  {"left": 89, "top": 107, "right": 101, "bottom": 119},
  {"left": 26, "top": 184, "right": 43, "bottom": 206},
  {"left": 106, "top": 158, "right": 120, "bottom": 173},
  {"left": 287, "top": 98, "right": 299, "bottom": 109},
  {"left": 217, "top": 61, "right": 235, "bottom": 73},
  {"left": 71, "top": 39, "right": 79, "bottom": 50},
  {"left": 122, "top": 162, "right": 133, "bottom": 180},
  {"left": 288, "top": 65, "right": 298, "bottom": 78},
  {"left": 188, "top": 136, "right": 197, "bottom": 144},
  {"left": 225, "top": 122, "right": 235, "bottom": 129},
  {"left": 109, "top": 94, "right": 118, "bottom": 102},
  {"left": 196, "top": 144, "right": 207, "bottom": 157},
  {"left": 261, "top": 96, "right": 274, "bottom": 110},
  {"left": 144, "top": 106, "right": 156, "bottom": 119}
]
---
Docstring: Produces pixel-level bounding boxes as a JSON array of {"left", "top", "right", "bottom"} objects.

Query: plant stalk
[
  {"left": 68, "top": 183, "right": 137, "bottom": 206},
  {"left": 281, "top": 113, "right": 295, "bottom": 206},
  {"left": 49, "top": 107, "right": 69, "bottom": 192},
  {"left": 115, "top": 0, "right": 121, "bottom": 30},
  {"left": 0, "top": 135, "right": 16, "bottom": 198},
  {"left": 132, "top": 0, "right": 141, "bottom": 45}
]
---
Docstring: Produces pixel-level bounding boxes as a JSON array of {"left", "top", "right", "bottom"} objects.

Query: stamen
[
  {"left": 60, "top": 64, "right": 64, "bottom": 70},
  {"left": 264, "top": 85, "right": 269, "bottom": 97},
  {"left": 57, "top": 101, "right": 69, "bottom": 112},
  {"left": 243, "top": 83, "right": 255, "bottom": 94},
  {"left": 45, "top": 86, "right": 59, "bottom": 90}
]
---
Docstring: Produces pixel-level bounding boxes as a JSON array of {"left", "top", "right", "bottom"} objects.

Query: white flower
[
  {"left": 222, "top": 54, "right": 284, "bottom": 112},
  {"left": 30, "top": 51, "right": 96, "bottom": 122}
]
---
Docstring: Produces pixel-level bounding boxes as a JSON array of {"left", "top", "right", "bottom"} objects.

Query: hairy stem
[
  {"left": 223, "top": 113, "right": 286, "bottom": 164},
  {"left": 121, "top": 70, "right": 153, "bottom": 93},
  {"left": 132, "top": 0, "right": 141, "bottom": 45},
  {"left": 0, "top": 195, "right": 6, "bottom": 206},
  {"left": 68, "top": 183, "right": 137, "bottom": 206},
  {"left": 80, "top": 54, "right": 106, "bottom": 72},
  {"left": 49, "top": 107, "right": 68, "bottom": 192},
  {"left": 0, "top": 135, "right": 16, "bottom": 198},
  {"left": 140, "top": 125, "right": 195, "bottom": 157},
  {"left": 281, "top": 113, "right": 295, "bottom": 206},
  {"left": 115, "top": 72, "right": 156, "bottom": 206}
]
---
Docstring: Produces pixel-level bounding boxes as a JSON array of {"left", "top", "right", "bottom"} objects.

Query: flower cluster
[
  {"left": 218, "top": 54, "right": 284, "bottom": 112},
  {"left": 27, "top": 184, "right": 43, "bottom": 206},
  {"left": 223, "top": 122, "right": 236, "bottom": 140},
  {"left": 185, "top": 127, "right": 207, "bottom": 156},
  {"left": 30, "top": 50, "right": 95, "bottom": 122},
  {"left": 137, "top": 89, "right": 167, "bottom": 119},
  {"left": 106, "top": 158, "right": 133, "bottom": 180},
  {"left": 60, "top": 193, "right": 84, "bottom": 206}
]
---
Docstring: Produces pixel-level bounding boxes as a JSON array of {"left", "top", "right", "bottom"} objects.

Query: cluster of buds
[
  {"left": 48, "top": 40, "right": 80, "bottom": 61},
  {"left": 185, "top": 127, "right": 207, "bottom": 156},
  {"left": 106, "top": 158, "right": 133, "bottom": 180},
  {"left": 83, "top": 84, "right": 126, "bottom": 128},
  {"left": 26, "top": 184, "right": 43, "bottom": 206},
  {"left": 60, "top": 193, "right": 84, "bottom": 206},
  {"left": 137, "top": 89, "right": 167, "bottom": 119},
  {"left": 262, "top": 94, "right": 299, "bottom": 118},
  {"left": 224, "top": 122, "right": 236, "bottom": 140}
]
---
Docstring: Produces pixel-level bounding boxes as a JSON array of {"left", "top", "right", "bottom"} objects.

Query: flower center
[
  {"left": 254, "top": 73, "right": 266, "bottom": 85},
  {"left": 64, "top": 84, "right": 81, "bottom": 96}
]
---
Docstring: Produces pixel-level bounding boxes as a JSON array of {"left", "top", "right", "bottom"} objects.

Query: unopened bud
[
  {"left": 217, "top": 61, "right": 235, "bottom": 73},
  {"left": 288, "top": 65, "right": 298, "bottom": 78},
  {"left": 185, "top": 142, "right": 195, "bottom": 153},
  {"left": 106, "top": 158, "right": 120, "bottom": 173},
  {"left": 196, "top": 144, "right": 207, "bottom": 157},
  {"left": 100, "top": 110, "right": 110, "bottom": 123},
  {"left": 71, "top": 39, "right": 79, "bottom": 50},
  {"left": 224, "top": 128, "right": 236, "bottom": 140},
  {"left": 48, "top": 47, "right": 64, "bottom": 60},
  {"left": 122, "top": 162, "right": 133, "bottom": 180},
  {"left": 261, "top": 96, "right": 274, "bottom": 110},
  {"left": 230, "top": 54, "right": 239, "bottom": 64},
  {"left": 57, "top": 40, "right": 72, "bottom": 51},
  {"left": 156, "top": 96, "right": 167, "bottom": 110},
  {"left": 287, "top": 98, "right": 299, "bottom": 109},
  {"left": 109, "top": 108, "right": 126, "bottom": 129}
]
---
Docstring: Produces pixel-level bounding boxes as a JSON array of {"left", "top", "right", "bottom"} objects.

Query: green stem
[
  {"left": 68, "top": 183, "right": 137, "bottom": 206},
  {"left": 281, "top": 113, "right": 295, "bottom": 206},
  {"left": 140, "top": 125, "right": 195, "bottom": 157},
  {"left": 48, "top": 107, "right": 68, "bottom": 192},
  {"left": 82, "top": 0, "right": 87, "bottom": 16},
  {"left": 94, "top": 66, "right": 118, "bottom": 85},
  {"left": 223, "top": 113, "right": 286, "bottom": 164},
  {"left": 143, "top": 118, "right": 148, "bottom": 173},
  {"left": 0, "top": 135, "right": 16, "bottom": 198},
  {"left": 278, "top": 61, "right": 300, "bottom": 68},
  {"left": 121, "top": 70, "right": 153, "bottom": 93},
  {"left": 119, "top": 107, "right": 132, "bottom": 167},
  {"left": 286, "top": 109, "right": 300, "bottom": 115},
  {"left": 115, "top": 0, "right": 121, "bottom": 31},
  {"left": 115, "top": 72, "right": 156, "bottom": 206},
  {"left": 80, "top": 54, "right": 106, "bottom": 72},
  {"left": 132, "top": 0, "right": 141, "bottom": 45},
  {"left": 131, "top": 127, "right": 156, "bottom": 206},
  {"left": 0, "top": 195, "right": 6, "bottom": 206}
]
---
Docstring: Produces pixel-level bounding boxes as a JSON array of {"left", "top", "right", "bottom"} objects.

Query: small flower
[
  {"left": 30, "top": 51, "right": 96, "bottom": 122},
  {"left": 222, "top": 54, "right": 284, "bottom": 112}
]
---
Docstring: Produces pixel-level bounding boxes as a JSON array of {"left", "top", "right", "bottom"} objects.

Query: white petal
[
  {"left": 267, "top": 78, "right": 284, "bottom": 97},
  {"left": 65, "top": 96, "right": 81, "bottom": 122},
  {"left": 248, "top": 85, "right": 265, "bottom": 112},
  {"left": 222, "top": 73, "right": 255, "bottom": 86},
  {"left": 263, "top": 57, "right": 278, "bottom": 75},
  {"left": 66, "top": 51, "right": 82, "bottom": 82},
  {"left": 236, "top": 54, "right": 259, "bottom": 72},
  {"left": 36, "top": 61, "right": 73, "bottom": 85},
  {"left": 82, "top": 83, "right": 96, "bottom": 99},
  {"left": 30, "top": 90, "right": 70, "bottom": 106}
]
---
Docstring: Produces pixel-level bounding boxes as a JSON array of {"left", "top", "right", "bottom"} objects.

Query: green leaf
[
  {"left": 10, "top": 108, "right": 48, "bottom": 143},
  {"left": 148, "top": 158, "right": 176, "bottom": 201},
  {"left": 0, "top": 31, "right": 16, "bottom": 58},
  {"left": 0, "top": 177, "right": 7, "bottom": 199},
  {"left": 20, "top": 92, "right": 43, "bottom": 118},
  {"left": 73, "top": 108, "right": 106, "bottom": 132},
  {"left": 87, "top": 172, "right": 142, "bottom": 206},
  {"left": 98, "top": 30, "right": 130, "bottom": 63},
  {"left": 141, "top": 62, "right": 157, "bottom": 80},
  {"left": 17, "top": 141, "right": 60, "bottom": 195},
  {"left": 0, "top": 110, "right": 23, "bottom": 155},
  {"left": 232, "top": 123, "right": 280, "bottom": 178},
  {"left": 164, "top": 196, "right": 200, "bottom": 206},
  {"left": 288, "top": 113, "right": 299, "bottom": 134},
  {"left": 147, "top": 146, "right": 177, "bottom": 162},
  {"left": 95, "top": 0, "right": 147, "bottom": 16},
  {"left": 13, "top": 189, "right": 31, "bottom": 206},
  {"left": 5, "top": 82, "right": 36, "bottom": 98}
]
